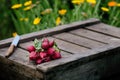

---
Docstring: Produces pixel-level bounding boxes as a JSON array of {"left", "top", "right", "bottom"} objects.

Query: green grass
[{"left": 1, "top": 0, "right": 120, "bottom": 40}]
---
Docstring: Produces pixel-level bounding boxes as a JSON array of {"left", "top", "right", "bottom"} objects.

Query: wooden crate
[{"left": 0, "top": 18, "right": 120, "bottom": 80}]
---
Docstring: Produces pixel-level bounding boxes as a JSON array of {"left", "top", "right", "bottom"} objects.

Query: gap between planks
[
  {"left": 69, "top": 28, "right": 120, "bottom": 45},
  {"left": 85, "top": 23, "right": 120, "bottom": 39},
  {"left": 53, "top": 33, "right": 107, "bottom": 50},
  {"left": 68, "top": 32, "right": 108, "bottom": 44}
]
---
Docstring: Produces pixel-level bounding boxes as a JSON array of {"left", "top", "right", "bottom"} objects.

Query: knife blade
[{"left": 5, "top": 35, "right": 20, "bottom": 58}]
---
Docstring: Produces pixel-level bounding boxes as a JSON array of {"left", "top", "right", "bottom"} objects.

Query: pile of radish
[{"left": 27, "top": 38, "right": 61, "bottom": 64}]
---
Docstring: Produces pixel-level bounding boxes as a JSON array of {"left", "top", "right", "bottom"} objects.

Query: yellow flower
[
  {"left": 33, "top": 17, "right": 41, "bottom": 25},
  {"left": 101, "top": 7, "right": 109, "bottom": 12},
  {"left": 12, "top": 32, "right": 18, "bottom": 37},
  {"left": 20, "top": 18, "right": 24, "bottom": 21},
  {"left": 72, "top": 0, "right": 84, "bottom": 5},
  {"left": 24, "top": 18, "right": 29, "bottom": 21},
  {"left": 11, "top": 4, "right": 22, "bottom": 9},
  {"left": 86, "top": 0, "right": 96, "bottom": 4},
  {"left": 117, "top": 3, "right": 120, "bottom": 7},
  {"left": 41, "top": 8, "right": 52, "bottom": 15},
  {"left": 23, "top": 6, "right": 31, "bottom": 11},
  {"left": 108, "top": 1, "right": 117, "bottom": 7},
  {"left": 56, "top": 17, "right": 61, "bottom": 26},
  {"left": 20, "top": 18, "right": 28, "bottom": 21},
  {"left": 24, "top": 0, "right": 32, "bottom": 6},
  {"left": 59, "top": 9, "right": 67, "bottom": 16}
]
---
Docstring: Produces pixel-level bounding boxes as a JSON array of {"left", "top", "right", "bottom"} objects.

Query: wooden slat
[
  {"left": 0, "top": 47, "right": 36, "bottom": 70},
  {"left": 0, "top": 47, "right": 7, "bottom": 57},
  {"left": 86, "top": 23, "right": 120, "bottom": 38},
  {"left": 70, "top": 28, "right": 120, "bottom": 44},
  {"left": 49, "top": 37, "right": 90, "bottom": 54},
  {"left": 0, "top": 48, "right": 44, "bottom": 79},
  {"left": 54, "top": 33, "right": 106, "bottom": 49},
  {"left": 0, "top": 38, "right": 13, "bottom": 48},
  {"left": 8, "top": 48, "right": 29, "bottom": 65},
  {"left": 0, "top": 47, "right": 29, "bottom": 65}
]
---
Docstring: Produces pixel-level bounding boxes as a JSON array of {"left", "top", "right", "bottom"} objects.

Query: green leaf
[
  {"left": 34, "top": 38, "right": 42, "bottom": 51},
  {"left": 54, "top": 42, "right": 60, "bottom": 52}
]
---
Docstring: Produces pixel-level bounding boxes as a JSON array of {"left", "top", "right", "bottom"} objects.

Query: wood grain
[
  {"left": 86, "top": 23, "right": 120, "bottom": 38},
  {"left": 70, "top": 28, "right": 120, "bottom": 44},
  {"left": 54, "top": 33, "right": 106, "bottom": 49},
  {"left": 0, "top": 47, "right": 44, "bottom": 79}
]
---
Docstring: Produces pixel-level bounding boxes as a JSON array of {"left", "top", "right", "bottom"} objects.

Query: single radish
[
  {"left": 29, "top": 51, "right": 38, "bottom": 60},
  {"left": 41, "top": 41, "right": 49, "bottom": 49},
  {"left": 42, "top": 38, "right": 49, "bottom": 42},
  {"left": 49, "top": 40, "right": 54, "bottom": 47},
  {"left": 52, "top": 51, "right": 61, "bottom": 59},
  {"left": 36, "top": 58, "right": 42, "bottom": 64},
  {"left": 47, "top": 48, "right": 55, "bottom": 56},
  {"left": 39, "top": 51, "right": 47, "bottom": 59},
  {"left": 27, "top": 45, "right": 35, "bottom": 53}
]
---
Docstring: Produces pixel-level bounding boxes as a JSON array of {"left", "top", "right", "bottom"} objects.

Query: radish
[
  {"left": 41, "top": 41, "right": 49, "bottom": 49},
  {"left": 52, "top": 51, "right": 61, "bottom": 59},
  {"left": 27, "top": 45, "right": 35, "bottom": 53},
  {"left": 47, "top": 48, "right": 55, "bottom": 56}
]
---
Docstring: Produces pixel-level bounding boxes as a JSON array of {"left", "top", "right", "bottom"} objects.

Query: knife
[{"left": 5, "top": 35, "right": 20, "bottom": 58}]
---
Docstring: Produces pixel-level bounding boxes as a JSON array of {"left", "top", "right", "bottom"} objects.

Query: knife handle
[{"left": 5, "top": 45, "right": 15, "bottom": 58}]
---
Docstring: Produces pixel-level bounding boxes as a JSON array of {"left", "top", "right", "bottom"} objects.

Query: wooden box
[{"left": 0, "top": 18, "right": 120, "bottom": 80}]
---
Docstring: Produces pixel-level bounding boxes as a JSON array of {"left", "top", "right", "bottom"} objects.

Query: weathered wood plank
[
  {"left": 0, "top": 18, "right": 100, "bottom": 48},
  {"left": 54, "top": 33, "right": 106, "bottom": 49},
  {"left": 9, "top": 48, "right": 29, "bottom": 65},
  {"left": 0, "top": 38, "right": 13, "bottom": 48},
  {"left": 70, "top": 28, "right": 120, "bottom": 44},
  {"left": 0, "top": 47, "right": 32, "bottom": 67},
  {"left": 86, "top": 23, "right": 120, "bottom": 38},
  {"left": 0, "top": 48, "right": 43, "bottom": 79}
]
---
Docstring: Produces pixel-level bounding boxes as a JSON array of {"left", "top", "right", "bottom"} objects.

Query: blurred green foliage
[
  {"left": 0, "top": 0, "right": 15, "bottom": 40},
  {"left": 0, "top": 0, "right": 120, "bottom": 40}
]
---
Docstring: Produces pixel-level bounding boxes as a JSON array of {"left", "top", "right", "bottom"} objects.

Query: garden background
[{"left": 0, "top": 0, "right": 120, "bottom": 40}]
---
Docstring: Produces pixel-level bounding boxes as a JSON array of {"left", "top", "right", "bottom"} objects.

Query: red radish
[
  {"left": 47, "top": 48, "right": 55, "bottom": 55},
  {"left": 39, "top": 51, "right": 47, "bottom": 59},
  {"left": 36, "top": 58, "right": 42, "bottom": 64},
  {"left": 49, "top": 40, "right": 54, "bottom": 47},
  {"left": 44, "top": 56, "right": 51, "bottom": 62},
  {"left": 52, "top": 51, "right": 61, "bottom": 59},
  {"left": 41, "top": 41, "right": 49, "bottom": 49},
  {"left": 42, "top": 38, "right": 49, "bottom": 42},
  {"left": 27, "top": 38, "right": 62, "bottom": 64},
  {"left": 27, "top": 45, "right": 35, "bottom": 53},
  {"left": 29, "top": 51, "right": 38, "bottom": 60}
]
